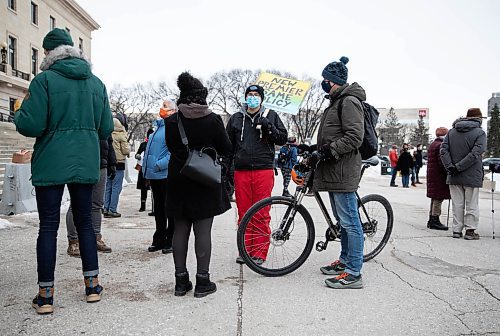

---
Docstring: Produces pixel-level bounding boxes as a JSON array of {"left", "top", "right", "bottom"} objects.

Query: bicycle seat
[{"left": 362, "top": 156, "right": 379, "bottom": 167}]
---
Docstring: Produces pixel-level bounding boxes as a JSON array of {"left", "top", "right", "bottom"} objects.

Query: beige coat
[{"left": 111, "top": 118, "right": 130, "bottom": 163}]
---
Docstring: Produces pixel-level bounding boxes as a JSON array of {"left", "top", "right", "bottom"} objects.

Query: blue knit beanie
[{"left": 322, "top": 56, "right": 349, "bottom": 85}]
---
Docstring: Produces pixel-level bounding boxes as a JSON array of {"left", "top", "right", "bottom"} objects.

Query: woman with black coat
[
  {"left": 397, "top": 143, "right": 414, "bottom": 188},
  {"left": 164, "top": 72, "right": 232, "bottom": 298}
]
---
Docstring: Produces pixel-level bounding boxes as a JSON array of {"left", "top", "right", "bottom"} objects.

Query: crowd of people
[{"left": 12, "top": 28, "right": 489, "bottom": 315}]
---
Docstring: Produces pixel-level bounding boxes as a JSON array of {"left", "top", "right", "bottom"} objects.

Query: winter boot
[
  {"left": 67, "top": 239, "right": 80, "bottom": 257},
  {"left": 96, "top": 234, "right": 112, "bottom": 253},
  {"left": 427, "top": 216, "right": 448, "bottom": 231},
  {"left": 84, "top": 275, "right": 103, "bottom": 303},
  {"left": 32, "top": 286, "right": 54, "bottom": 314},
  {"left": 464, "top": 229, "right": 480, "bottom": 240},
  {"left": 194, "top": 273, "right": 217, "bottom": 298},
  {"left": 174, "top": 272, "right": 193, "bottom": 296},
  {"left": 139, "top": 201, "right": 146, "bottom": 212}
]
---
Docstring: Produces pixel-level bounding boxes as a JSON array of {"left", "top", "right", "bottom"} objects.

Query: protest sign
[{"left": 254, "top": 73, "right": 311, "bottom": 115}]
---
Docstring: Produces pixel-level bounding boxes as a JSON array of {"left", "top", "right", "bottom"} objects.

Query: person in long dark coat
[
  {"left": 135, "top": 128, "right": 154, "bottom": 212},
  {"left": 426, "top": 128, "right": 450, "bottom": 230},
  {"left": 164, "top": 72, "right": 232, "bottom": 298}
]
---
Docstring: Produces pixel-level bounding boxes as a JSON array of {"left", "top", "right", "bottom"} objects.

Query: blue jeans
[
  {"left": 35, "top": 184, "right": 99, "bottom": 287},
  {"left": 402, "top": 174, "right": 410, "bottom": 187},
  {"left": 328, "top": 192, "right": 364, "bottom": 276},
  {"left": 104, "top": 169, "right": 124, "bottom": 213}
]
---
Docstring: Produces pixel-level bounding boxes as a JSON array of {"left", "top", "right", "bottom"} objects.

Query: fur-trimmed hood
[{"left": 40, "top": 45, "right": 92, "bottom": 79}]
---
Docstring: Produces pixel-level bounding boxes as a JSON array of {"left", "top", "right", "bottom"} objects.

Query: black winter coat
[
  {"left": 426, "top": 138, "right": 450, "bottom": 200},
  {"left": 226, "top": 105, "right": 287, "bottom": 171},
  {"left": 397, "top": 151, "right": 414, "bottom": 175},
  {"left": 100, "top": 136, "right": 117, "bottom": 169},
  {"left": 165, "top": 106, "right": 232, "bottom": 220}
]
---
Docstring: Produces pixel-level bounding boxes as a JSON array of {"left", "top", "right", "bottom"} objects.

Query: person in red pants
[{"left": 226, "top": 85, "right": 287, "bottom": 264}]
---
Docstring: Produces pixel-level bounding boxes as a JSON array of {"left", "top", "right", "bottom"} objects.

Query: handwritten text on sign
[{"left": 255, "top": 73, "right": 311, "bottom": 115}]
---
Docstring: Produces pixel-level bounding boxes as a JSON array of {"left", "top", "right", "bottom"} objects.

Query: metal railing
[{"left": 12, "top": 68, "right": 30, "bottom": 81}]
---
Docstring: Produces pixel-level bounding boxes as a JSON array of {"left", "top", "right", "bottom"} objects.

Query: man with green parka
[{"left": 14, "top": 28, "right": 113, "bottom": 314}]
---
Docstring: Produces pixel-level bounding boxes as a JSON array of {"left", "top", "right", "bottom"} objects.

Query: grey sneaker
[
  {"left": 325, "top": 272, "right": 363, "bottom": 289},
  {"left": 464, "top": 230, "right": 479, "bottom": 240},
  {"left": 320, "top": 260, "right": 346, "bottom": 275},
  {"left": 452, "top": 232, "right": 463, "bottom": 238}
]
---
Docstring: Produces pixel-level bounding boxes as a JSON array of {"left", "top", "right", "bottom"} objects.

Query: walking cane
[
  {"left": 492, "top": 170, "right": 496, "bottom": 239},
  {"left": 446, "top": 199, "right": 450, "bottom": 228}
]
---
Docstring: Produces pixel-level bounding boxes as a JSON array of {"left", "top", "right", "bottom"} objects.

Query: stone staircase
[{"left": 0, "top": 122, "right": 35, "bottom": 200}]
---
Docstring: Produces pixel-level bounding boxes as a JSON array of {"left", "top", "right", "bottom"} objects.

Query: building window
[
  {"left": 8, "top": 0, "right": 16, "bottom": 11},
  {"left": 79, "top": 38, "right": 83, "bottom": 52},
  {"left": 31, "top": 2, "right": 38, "bottom": 25},
  {"left": 9, "top": 98, "right": 16, "bottom": 117},
  {"left": 8, "top": 36, "right": 17, "bottom": 69},
  {"left": 50, "top": 16, "right": 56, "bottom": 30},
  {"left": 31, "top": 48, "right": 38, "bottom": 76}
]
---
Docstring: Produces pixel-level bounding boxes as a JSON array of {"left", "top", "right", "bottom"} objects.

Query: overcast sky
[{"left": 77, "top": 0, "right": 500, "bottom": 132}]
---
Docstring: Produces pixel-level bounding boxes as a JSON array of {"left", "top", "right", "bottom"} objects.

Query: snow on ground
[{"left": 0, "top": 218, "right": 14, "bottom": 229}]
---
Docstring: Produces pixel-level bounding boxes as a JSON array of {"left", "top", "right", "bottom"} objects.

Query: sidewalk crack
[{"left": 236, "top": 265, "right": 244, "bottom": 336}]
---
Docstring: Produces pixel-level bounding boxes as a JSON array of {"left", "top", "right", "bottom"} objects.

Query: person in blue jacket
[
  {"left": 142, "top": 99, "right": 176, "bottom": 253},
  {"left": 278, "top": 136, "right": 299, "bottom": 197}
]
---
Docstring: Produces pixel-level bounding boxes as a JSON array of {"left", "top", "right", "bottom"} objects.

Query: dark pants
[
  {"left": 150, "top": 179, "right": 174, "bottom": 247},
  {"left": 390, "top": 167, "right": 398, "bottom": 185},
  {"left": 66, "top": 168, "right": 106, "bottom": 240},
  {"left": 173, "top": 216, "right": 214, "bottom": 274},
  {"left": 36, "top": 184, "right": 99, "bottom": 287},
  {"left": 414, "top": 165, "right": 421, "bottom": 183}
]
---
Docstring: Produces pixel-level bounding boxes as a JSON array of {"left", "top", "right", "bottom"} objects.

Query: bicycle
[{"left": 236, "top": 149, "right": 394, "bottom": 277}]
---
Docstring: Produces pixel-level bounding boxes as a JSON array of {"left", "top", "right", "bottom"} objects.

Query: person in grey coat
[
  {"left": 314, "top": 56, "right": 365, "bottom": 289},
  {"left": 440, "top": 108, "right": 486, "bottom": 240}
]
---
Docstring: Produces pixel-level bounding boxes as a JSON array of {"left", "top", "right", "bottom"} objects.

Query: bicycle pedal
[{"left": 315, "top": 241, "right": 327, "bottom": 252}]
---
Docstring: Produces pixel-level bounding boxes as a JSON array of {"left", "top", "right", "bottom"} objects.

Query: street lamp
[{"left": 0, "top": 41, "right": 7, "bottom": 64}]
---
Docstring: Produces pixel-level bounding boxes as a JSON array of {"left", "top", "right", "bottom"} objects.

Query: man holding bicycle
[{"left": 314, "top": 56, "right": 365, "bottom": 289}]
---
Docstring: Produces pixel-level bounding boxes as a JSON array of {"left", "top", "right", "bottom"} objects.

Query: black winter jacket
[
  {"left": 100, "top": 136, "right": 117, "bottom": 169},
  {"left": 226, "top": 105, "right": 287, "bottom": 171},
  {"left": 165, "top": 104, "right": 232, "bottom": 220}
]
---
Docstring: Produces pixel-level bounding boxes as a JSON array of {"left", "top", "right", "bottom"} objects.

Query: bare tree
[
  {"left": 291, "top": 79, "right": 328, "bottom": 143},
  {"left": 109, "top": 83, "right": 165, "bottom": 143}
]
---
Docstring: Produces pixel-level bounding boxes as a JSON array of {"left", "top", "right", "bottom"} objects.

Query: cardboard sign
[{"left": 255, "top": 73, "right": 311, "bottom": 115}]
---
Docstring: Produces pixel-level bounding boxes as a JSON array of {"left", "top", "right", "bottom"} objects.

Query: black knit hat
[
  {"left": 245, "top": 85, "right": 265, "bottom": 101},
  {"left": 322, "top": 56, "right": 349, "bottom": 85},
  {"left": 177, "top": 72, "right": 208, "bottom": 105}
]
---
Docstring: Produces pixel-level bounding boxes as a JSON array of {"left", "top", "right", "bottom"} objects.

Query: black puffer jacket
[
  {"left": 226, "top": 105, "right": 287, "bottom": 171},
  {"left": 100, "top": 136, "right": 117, "bottom": 169}
]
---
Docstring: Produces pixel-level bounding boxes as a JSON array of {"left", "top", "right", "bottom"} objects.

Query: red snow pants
[{"left": 234, "top": 169, "right": 274, "bottom": 260}]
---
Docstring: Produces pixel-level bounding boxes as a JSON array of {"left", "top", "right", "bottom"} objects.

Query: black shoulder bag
[{"left": 177, "top": 115, "right": 222, "bottom": 188}]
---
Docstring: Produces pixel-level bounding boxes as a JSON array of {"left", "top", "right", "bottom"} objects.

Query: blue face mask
[
  {"left": 321, "top": 80, "right": 332, "bottom": 94},
  {"left": 246, "top": 96, "right": 261, "bottom": 109}
]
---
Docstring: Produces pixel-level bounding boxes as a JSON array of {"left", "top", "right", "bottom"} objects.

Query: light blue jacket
[{"left": 142, "top": 119, "right": 170, "bottom": 180}]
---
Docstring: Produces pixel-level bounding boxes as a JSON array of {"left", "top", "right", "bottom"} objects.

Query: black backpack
[{"left": 337, "top": 96, "right": 379, "bottom": 160}]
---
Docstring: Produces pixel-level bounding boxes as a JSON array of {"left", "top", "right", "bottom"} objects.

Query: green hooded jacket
[{"left": 14, "top": 46, "right": 113, "bottom": 186}]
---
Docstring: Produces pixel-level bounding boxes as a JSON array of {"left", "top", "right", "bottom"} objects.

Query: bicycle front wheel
[
  {"left": 360, "top": 194, "right": 394, "bottom": 261},
  {"left": 237, "top": 196, "right": 315, "bottom": 277}
]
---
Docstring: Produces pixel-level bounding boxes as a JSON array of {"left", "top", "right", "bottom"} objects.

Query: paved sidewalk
[{"left": 1, "top": 171, "right": 499, "bottom": 336}]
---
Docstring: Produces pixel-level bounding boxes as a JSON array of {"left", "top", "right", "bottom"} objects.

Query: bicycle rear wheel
[
  {"left": 360, "top": 194, "right": 393, "bottom": 261},
  {"left": 237, "top": 196, "right": 315, "bottom": 277}
]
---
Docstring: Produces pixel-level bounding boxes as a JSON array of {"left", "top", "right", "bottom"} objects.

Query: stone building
[{"left": 0, "top": 0, "right": 99, "bottom": 122}]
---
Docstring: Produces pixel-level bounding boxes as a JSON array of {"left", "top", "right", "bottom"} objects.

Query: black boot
[
  {"left": 427, "top": 216, "right": 448, "bottom": 231},
  {"left": 139, "top": 201, "right": 146, "bottom": 212},
  {"left": 194, "top": 273, "right": 217, "bottom": 298},
  {"left": 174, "top": 272, "right": 193, "bottom": 297}
]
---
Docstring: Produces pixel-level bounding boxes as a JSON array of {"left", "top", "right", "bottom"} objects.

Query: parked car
[{"left": 483, "top": 157, "right": 500, "bottom": 170}]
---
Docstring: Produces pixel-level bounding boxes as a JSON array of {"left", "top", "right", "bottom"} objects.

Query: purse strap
[{"left": 177, "top": 114, "right": 190, "bottom": 152}]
